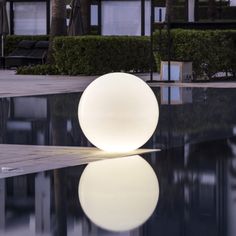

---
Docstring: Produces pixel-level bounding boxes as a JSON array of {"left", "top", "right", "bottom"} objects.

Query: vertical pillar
[
  {"left": 0, "top": 179, "right": 6, "bottom": 231},
  {"left": 46, "top": 0, "right": 50, "bottom": 34},
  {"left": 13, "top": 176, "right": 27, "bottom": 197},
  {"left": 141, "top": 0, "right": 145, "bottom": 35},
  {"left": 194, "top": 0, "right": 199, "bottom": 21},
  {"left": 35, "top": 172, "right": 51, "bottom": 234},
  {"left": 98, "top": 0, "right": 101, "bottom": 35},
  {"left": 9, "top": 1, "right": 14, "bottom": 35},
  {"left": 227, "top": 158, "right": 236, "bottom": 236}
]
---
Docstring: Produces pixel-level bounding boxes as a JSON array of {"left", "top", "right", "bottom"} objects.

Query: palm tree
[
  {"left": 47, "top": 0, "right": 67, "bottom": 64},
  {"left": 80, "top": 0, "right": 90, "bottom": 34},
  {"left": 51, "top": 0, "right": 67, "bottom": 36},
  {"left": 47, "top": 0, "right": 90, "bottom": 62}
]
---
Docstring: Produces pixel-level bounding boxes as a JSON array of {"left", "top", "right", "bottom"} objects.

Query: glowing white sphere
[
  {"left": 78, "top": 155, "right": 159, "bottom": 232},
  {"left": 78, "top": 72, "right": 159, "bottom": 152}
]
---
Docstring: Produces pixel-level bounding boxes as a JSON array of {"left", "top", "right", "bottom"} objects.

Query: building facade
[{"left": 4, "top": 0, "right": 236, "bottom": 36}]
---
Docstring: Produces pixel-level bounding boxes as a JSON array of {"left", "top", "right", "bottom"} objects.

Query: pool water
[{"left": 0, "top": 86, "right": 236, "bottom": 236}]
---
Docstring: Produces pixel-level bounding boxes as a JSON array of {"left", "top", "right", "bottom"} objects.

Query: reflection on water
[
  {"left": 0, "top": 94, "right": 88, "bottom": 147},
  {"left": 1, "top": 87, "right": 236, "bottom": 235},
  {"left": 152, "top": 87, "right": 236, "bottom": 149},
  {"left": 0, "top": 139, "right": 235, "bottom": 235},
  {"left": 0, "top": 141, "right": 236, "bottom": 235},
  {"left": 1, "top": 87, "right": 236, "bottom": 150},
  {"left": 78, "top": 155, "right": 159, "bottom": 232},
  {"left": 160, "top": 87, "right": 192, "bottom": 105}
]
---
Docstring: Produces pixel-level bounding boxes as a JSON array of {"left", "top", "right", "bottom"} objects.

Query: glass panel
[
  {"left": 230, "top": 0, "right": 236, "bottom": 5},
  {"left": 154, "top": 7, "right": 166, "bottom": 22},
  {"left": 13, "top": 2, "right": 47, "bottom": 35},
  {"left": 145, "top": 0, "right": 151, "bottom": 35},
  {"left": 188, "top": 0, "right": 195, "bottom": 22},
  {"left": 91, "top": 4, "right": 98, "bottom": 26},
  {"left": 101, "top": 1, "right": 141, "bottom": 36}
]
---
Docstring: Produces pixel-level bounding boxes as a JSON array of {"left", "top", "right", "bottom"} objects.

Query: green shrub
[
  {"left": 153, "top": 29, "right": 236, "bottom": 79},
  {"left": 16, "top": 64, "right": 59, "bottom": 75},
  {"left": 5, "top": 35, "right": 49, "bottom": 55},
  {"left": 53, "top": 36, "right": 151, "bottom": 75}
]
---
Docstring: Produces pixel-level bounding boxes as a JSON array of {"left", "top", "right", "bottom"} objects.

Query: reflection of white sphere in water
[
  {"left": 78, "top": 72, "right": 159, "bottom": 152},
  {"left": 78, "top": 155, "right": 159, "bottom": 232}
]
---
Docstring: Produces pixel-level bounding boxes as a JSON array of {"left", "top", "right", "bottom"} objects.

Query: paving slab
[
  {"left": 1, "top": 70, "right": 236, "bottom": 98},
  {"left": 0, "top": 70, "right": 97, "bottom": 98},
  {"left": 0, "top": 144, "right": 158, "bottom": 178}
]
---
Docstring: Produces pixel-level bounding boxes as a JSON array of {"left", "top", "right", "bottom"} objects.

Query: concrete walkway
[
  {"left": 0, "top": 144, "right": 157, "bottom": 178},
  {"left": 0, "top": 70, "right": 97, "bottom": 98},
  {"left": 1, "top": 70, "right": 236, "bottom": 98}
]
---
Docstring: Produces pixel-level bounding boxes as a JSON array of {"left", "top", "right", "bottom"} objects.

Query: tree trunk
[
  {"left": 51, "top": 0, "right": 67, "bottom": 36},
  {"left": 47, "top": 0, "right": 67, "bottom": 64},
  {"left": 80, "top": 0, "right": 90, "bottom": 34}
]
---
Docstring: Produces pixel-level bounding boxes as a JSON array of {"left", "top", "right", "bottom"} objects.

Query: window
[
  {"left": 101, "top": 0, "right": 150, "bottom": 36},
  {"left": 13, "top": 2, "right": 47, "bottom": 35},
  {"left": 91, "top": 4, "right": 98, "bottom": 26},
  {"left": 154, "top": 7, "right": 166, "bottom": 22}
]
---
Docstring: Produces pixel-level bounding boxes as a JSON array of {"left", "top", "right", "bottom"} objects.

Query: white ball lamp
[
  {"left": 78, "top": 155, "right": 159, "bottom": 232},
  {"left": 78, "top": 72, "right": 159, "bottom": 152}
]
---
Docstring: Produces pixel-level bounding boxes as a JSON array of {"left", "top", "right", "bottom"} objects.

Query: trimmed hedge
[
  {"left": 13, "top": 31, "right": 236, "bottom": 79},
  {"left": 16, "top": 64, "right": 59, "bottom": 75},
  {"left": 5, "top": 35, "right": 49, "bottom": 55},
  {"left": 153, "top": 29, "right": 236, "bottom": 79},
  {"left": 53, "top": 36, "right": 151, "bottom": 75}
]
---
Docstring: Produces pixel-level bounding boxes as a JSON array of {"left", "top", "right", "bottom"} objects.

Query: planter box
[{"left": 160, "top": 61, "right": 193, "bottom": 82}]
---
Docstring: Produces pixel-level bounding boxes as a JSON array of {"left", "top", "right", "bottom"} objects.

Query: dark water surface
[{"left": 0, "top": 87, "right": 236, "bottom": 236}]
